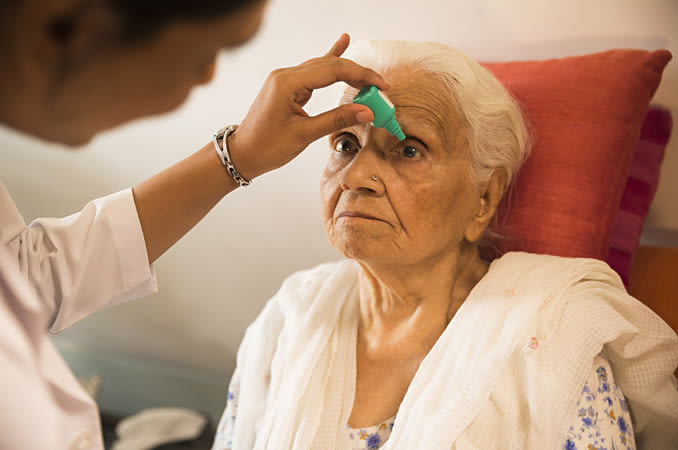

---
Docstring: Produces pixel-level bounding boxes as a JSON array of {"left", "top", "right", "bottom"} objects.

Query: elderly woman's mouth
[{"left": 336, "top": 211, "right": 384, "bottom": 222}]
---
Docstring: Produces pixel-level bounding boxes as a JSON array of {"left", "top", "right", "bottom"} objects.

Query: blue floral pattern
[
  {"left": 563, "top": 356, "right": 635, "bottom": 450},
  {"left": 347, "top": 417, "right": 395, "bottom": 450},
  {"left": 212, "top": 357, "right": 635, "bottom": 449},
  {"left": 212, "top": 369, "right": 239, "bottom": 450}
]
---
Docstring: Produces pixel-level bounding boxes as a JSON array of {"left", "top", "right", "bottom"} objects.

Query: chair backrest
[{"left": 629, "top": 246, "right": 678, "bottom": 335}]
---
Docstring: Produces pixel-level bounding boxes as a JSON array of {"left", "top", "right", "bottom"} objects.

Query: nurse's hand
[{"left": 227, "top": 33, "right": 389, "bottom": 180}]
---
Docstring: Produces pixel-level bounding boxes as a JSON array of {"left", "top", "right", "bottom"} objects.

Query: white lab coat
[{"left": 0, "top": 182, "right": 157, "bottom": 449}]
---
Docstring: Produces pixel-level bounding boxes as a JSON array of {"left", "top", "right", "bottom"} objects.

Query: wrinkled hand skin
[{"left": 228, "top": 33, "right": 390, "bottom": 180}]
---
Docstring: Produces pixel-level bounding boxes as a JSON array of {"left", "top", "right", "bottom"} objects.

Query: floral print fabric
[
  {"left": 212, "top": 370, "right": 238, "bottom": 450},
  {"left": 212, "top": 356, "right": 635, "bottom": 449},
  {"left": 347, "top": 417, "right": 396, "bottom": 450},
  {"left": 564, "top": 356, "right": 636, "bottom": 450}
]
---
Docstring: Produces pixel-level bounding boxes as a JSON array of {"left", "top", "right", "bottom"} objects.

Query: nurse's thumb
[{"left": 302, "top": 104, "right": 373, "bottom": 142}]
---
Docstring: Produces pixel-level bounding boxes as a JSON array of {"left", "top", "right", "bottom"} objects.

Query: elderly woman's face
[{"left": 320, "top": 68, "right": 482, "bottom": 266}]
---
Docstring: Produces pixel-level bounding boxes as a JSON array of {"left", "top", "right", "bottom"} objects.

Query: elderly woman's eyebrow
[
  {"left": 328, "top": 123, "right": 370, "bottom": 142},
  {"left": 396, "top": 105, "right": 450, "bottom": 142}
]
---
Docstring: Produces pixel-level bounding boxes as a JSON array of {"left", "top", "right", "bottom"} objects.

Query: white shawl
[{"left": 232, "top": 252, "right": 678, "bottom": 450}]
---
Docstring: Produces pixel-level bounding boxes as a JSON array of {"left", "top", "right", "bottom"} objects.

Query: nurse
[{"left": 0, "top": 0, "right": 388, "bottom": 448}]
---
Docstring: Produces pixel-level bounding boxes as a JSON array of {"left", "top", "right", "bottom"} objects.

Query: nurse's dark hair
[
  {"left": 109, "top": 0, "right": 260, "bottom": 41},
  {"left": 0, "top": 0, "right": 260, "bottom": 42}
]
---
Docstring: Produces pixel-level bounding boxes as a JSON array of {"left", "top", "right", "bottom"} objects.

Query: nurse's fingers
[
  {"left": 282, "top": 57, "right": 390, "bottom": 96},
  {"left": 300, "top": 103, "right": 374, "bottom": 143}
]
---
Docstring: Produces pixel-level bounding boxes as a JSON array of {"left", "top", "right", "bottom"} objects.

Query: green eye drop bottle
[{"left": 352, "top": 86, "right": 406, "bottom": 141}]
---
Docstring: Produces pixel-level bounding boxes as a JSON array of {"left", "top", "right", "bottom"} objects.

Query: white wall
[{"left": 1, "top": 0, "right": 676, "bottom": 377}]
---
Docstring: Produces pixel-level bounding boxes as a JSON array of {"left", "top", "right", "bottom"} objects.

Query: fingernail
[{"left": 356, "top": 109, "right": 373, "bottom": 123}]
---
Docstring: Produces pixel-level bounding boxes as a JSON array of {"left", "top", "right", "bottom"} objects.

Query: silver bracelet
[{"left": 213, "top": 125, "right": 251, "bottom": 187}]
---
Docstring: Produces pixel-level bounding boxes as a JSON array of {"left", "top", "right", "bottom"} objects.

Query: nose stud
[{"left": 371, "top": 175, "right": 378, "bottom": 181}]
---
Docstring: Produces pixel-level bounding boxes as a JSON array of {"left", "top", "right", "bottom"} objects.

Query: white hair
[{"left": 345, "top": 40, "right": 531, "bottom": 193}]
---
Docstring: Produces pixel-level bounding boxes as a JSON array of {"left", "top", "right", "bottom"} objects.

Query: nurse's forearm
[{"left": 132, "top": 143, "right": 237, "bottom": 263}]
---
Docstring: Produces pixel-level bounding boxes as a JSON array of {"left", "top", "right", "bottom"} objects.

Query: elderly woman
[{"left": 212, "top": 41, "right": 678, "bottom": 450}]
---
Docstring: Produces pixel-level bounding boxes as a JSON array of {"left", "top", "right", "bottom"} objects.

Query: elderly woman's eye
[
  {"left": 334, "top": 137, "right": 358, "bottom": 153},
  {"left": 401, "top": 145, "right": 420, "bottom": 158}
]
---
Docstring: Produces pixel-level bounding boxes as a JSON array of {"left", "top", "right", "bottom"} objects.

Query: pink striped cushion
[{"left": 606, "top": 106, "right": 673, "bottom": 286}]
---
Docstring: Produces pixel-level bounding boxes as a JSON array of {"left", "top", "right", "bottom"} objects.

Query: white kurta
[{"left": 0, "top": 182, "right": 157, "bottom": 449}]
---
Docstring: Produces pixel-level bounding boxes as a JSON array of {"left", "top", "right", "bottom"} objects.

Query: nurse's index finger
[{"left": 325, "top": 33, "right": 350, "bottom": 58}]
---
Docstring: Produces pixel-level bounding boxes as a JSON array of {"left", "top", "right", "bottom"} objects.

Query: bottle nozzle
[{"left": 384, "top": 117, "right": 406, "bottom": 141}]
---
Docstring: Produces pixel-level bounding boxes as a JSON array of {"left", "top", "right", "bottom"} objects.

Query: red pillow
[
  {"left": 479, "top": 49, "right": 672, "bottom": 262},
  {"left": 607, "top": 106, "right": 672, "bottom": 286}
]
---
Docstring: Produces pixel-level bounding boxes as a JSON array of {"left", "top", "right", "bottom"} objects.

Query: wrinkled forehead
[{"left": 340, "top": 67, "right": 462, "bottom": 143}]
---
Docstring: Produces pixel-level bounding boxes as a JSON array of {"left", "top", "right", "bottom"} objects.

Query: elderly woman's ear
[{"left": 464, "top": 168, "right": 507, "bottom": 243}]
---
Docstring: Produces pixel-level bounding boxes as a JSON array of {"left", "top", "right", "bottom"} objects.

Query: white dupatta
[{"left": 231, "top": 252, "right": 678, "bottom": 450}]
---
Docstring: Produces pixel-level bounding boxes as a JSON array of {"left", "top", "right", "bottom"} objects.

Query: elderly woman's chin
[{"left": 325, "top": 220, "right": 396, "bottom": 263}]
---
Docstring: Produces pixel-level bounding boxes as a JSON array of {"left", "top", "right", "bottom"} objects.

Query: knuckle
[
  {"left": 300, "top": 57, "right": 323, "bottom": 69},
  {"left": 267, "top": 69, "right": 288, "bottom": 88},
  {"left": 329, "top": 57, "right": 345, "bottom": 68}
]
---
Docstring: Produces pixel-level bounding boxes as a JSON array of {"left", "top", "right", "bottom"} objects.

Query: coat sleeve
[{"left": 0, "top": 183, "right": 157, "bottom": 333}]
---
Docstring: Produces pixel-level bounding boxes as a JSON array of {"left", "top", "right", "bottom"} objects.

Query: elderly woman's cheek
[
  {"left": 320, "top": 154, "right": 349, "bottom": 197},
  {"left": 320, "top": 172, "right": 338, "bottom": 213},
  {"left": 320, "top": 168, "right": 342, "bottom": 233},
  {"left": 390, "top": 155, "right": 434, "bottom": 182}
]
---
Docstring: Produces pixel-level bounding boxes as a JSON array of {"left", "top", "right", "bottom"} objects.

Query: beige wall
[{"left": 1, "top": 0, "right": 676, "bottom": 376}]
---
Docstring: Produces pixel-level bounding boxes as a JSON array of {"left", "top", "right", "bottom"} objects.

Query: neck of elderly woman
[{"left": 356, "top": 239, "right": 487, "bottom": 335}]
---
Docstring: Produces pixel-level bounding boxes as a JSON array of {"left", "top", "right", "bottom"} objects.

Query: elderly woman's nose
[{"left": 339, "top": 147, "right": 384, "bottom": 194}]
